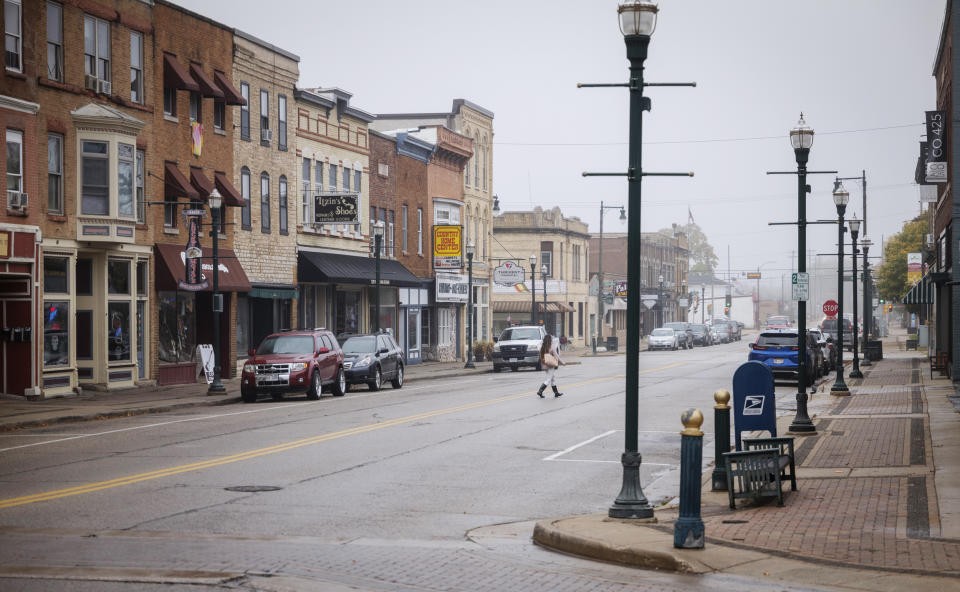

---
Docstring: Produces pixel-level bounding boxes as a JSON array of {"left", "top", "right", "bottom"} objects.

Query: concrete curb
[{"left": 0, "top": 397, "right": 241, "bottom": 432}]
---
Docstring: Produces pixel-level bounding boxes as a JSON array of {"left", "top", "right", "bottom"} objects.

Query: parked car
[
  {"left": 748, "top": 330, "right": 819, "bottom": 383},
  {"left": 492, "top": 325, "right": 546, "bottom": 372},
  {"left": 662, "top": 322, "right": 694, "bottom": 349},
  {"left": 807, "top": 328, "right": 834, "bottom": 373},
  {"left": 241, "top": 328, "right": 345, "bottom": 403},
  {"left": 710, "top": 323, "right": 729, "bottom": 344},
  {"left": 648, "top": 328, "right": 679, "bottom": 350},
  {"left": 766, "top": 315, "right": 791, "bottom": 330},
  {"left": 689, "top": 323, "right": 712, "bottom": 346},
  {"left": 341, "top": 333, "right": 404, "bottom": 391},
  {"left": 715, "top": 320, "right": 741, "bottom": 342},
  {"left": 820, "top": 318, "right": 854, "bottom": 351}
]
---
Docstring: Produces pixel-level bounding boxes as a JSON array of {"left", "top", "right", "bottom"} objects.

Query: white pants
[{"left": 542, "top": 366, "right": 558, "bottom": 387}]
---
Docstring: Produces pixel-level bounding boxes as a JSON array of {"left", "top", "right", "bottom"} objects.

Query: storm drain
[{"left": 224, "top": 485, "right": 283, "bottom": 493}]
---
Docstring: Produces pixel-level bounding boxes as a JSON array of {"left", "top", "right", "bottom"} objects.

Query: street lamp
[
  {"left": 658, "top": 274, "right": 664, "bottom": 327},
  {"left": 595, "top": 202, "right": 627, "bottom": 354},
  {"left": 207, "top": 189, "right": 225, "bottom": 395},
  {"left": 860, "top": 236, "right": 873, "bottom": 367},
  {"left": 465, "top": 241, "right": 476, "bottom": 368},
  {"left": 373, "top": 220, "right": 384, "bottom": 333},
  {"left": 529, "top": 253, "right": 537, "bottom": 325},
  {"left": 848, "top": 216, "right": 862, "bottom": 379},
  {"left": 788, "top": 113, "right": 815, "bottom": 432},
  {"left": 831, "top": 183, "right": 850, "bottom": 395},
  {"left": 609, "top": 0, "right": 658, "bottom": 521},
  {"left": 541, "top": 263, "right": 549, "bottom": 332}
]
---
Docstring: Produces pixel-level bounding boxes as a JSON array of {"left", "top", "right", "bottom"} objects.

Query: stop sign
[{"left": 823, "top": 300, "right": 839, "bottom": 317}]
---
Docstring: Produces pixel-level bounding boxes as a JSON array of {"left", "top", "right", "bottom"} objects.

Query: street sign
[
  {"left": 746, "top": 272, "right": 761, "bottom": 279},
  {"left": 823, "top": 299, "right": 839, "bottom": 318},
  {"left": 791, "top": 272, "right": 809, "bottom": 302},
  {"left": 678, "top": 298, "right": 689, "bottom": 308}
]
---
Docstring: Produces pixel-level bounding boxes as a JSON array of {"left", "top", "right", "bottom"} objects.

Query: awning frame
[
  {"left": 189, "top": 63, "right": 224, "bottom": 99},
  {"left": 165, "top": 161, "right": 199, "bottom": 200},
  {"left": 213, "top": 70, "right": 246, "bottom": 106},
  {"left": 163, "top": 54, "right": 199, "bottom": 92},
  {"left": 213, "top": 171, "right": 246, "bottom": 207}
]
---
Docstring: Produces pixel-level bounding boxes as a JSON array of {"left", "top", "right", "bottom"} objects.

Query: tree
[
  {"left": 660, "top": 223, "right": 719, "bottom": 272},
  {"left": 875, "top": 217, "right": 927, "bottom": 304}
]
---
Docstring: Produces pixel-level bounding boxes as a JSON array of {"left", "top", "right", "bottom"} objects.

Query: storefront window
[
  {"left": 43, "top": 301, "right": 69, "bottom": 367},
  {"left": 44, "top": 257, "right": 68, "bottom": 293},
  {"left": 158, "top": 291, "right": 196, "bottom": 363},
  {"left": 367, "top": 288, "right": 396, "bottom": 334},
  {"left": 335, "top": 290, "right": 360, "bottom": 336},
  {"left": 136, "top": 260, "right": 147, "bottom": 296},
  {"left": 107, "top": 301, "right": 130, "bottom": 361},
  {"left": 108, "top": 259, "right": 130, "bottom": 294}
]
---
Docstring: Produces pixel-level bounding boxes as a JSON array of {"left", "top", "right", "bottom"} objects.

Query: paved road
[{"left": 0, "top": 337, "right": 835, "bottom": 591}]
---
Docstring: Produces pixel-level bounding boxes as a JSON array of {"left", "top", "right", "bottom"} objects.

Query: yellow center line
[{"left": 0, "top": 361, "right": 686, "bottom": 509}]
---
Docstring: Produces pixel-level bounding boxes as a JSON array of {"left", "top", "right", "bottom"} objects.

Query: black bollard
[
  {"left": 711, "top": 389, "right": 731, "bottom": 491},
  {"left": 674, "top": 408, "right": 705, "bottom": 549}
]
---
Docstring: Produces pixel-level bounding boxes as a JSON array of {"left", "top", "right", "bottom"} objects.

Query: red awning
[
  {"left": 214, "top": 171, "right": 246, "bottom": 207},
  {"left": 213, "top": 70, "right": 246, "bottom": 106},
  {"left": 189, "top": 166, "right": 214, "bottom": 200},
  {"left": 165, "top": 162, "right": 199, "bottom": 200},
  {"left": 163, "top": 54, "right": 199, "bottom": 92},
  {"left": 189, "top": 63, "right": 224, "bottom": 99},
  {"left": 155, "top": 243, "right": 252, "bottom": 293}
]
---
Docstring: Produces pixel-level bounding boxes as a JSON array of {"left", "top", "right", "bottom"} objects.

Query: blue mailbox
[{"left": 732, "top": 361, "right": 776, "bottom": 450}]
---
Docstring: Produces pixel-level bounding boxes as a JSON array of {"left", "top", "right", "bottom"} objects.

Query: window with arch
[
  {"left": 473, "top": 143, "right": 479, "bottom": 188},
  {"left": 482, "top": 137, "right": 488, "bottom": 190},
  {"left": 464, "top": 130, "right": 471, "bottom": 187},
  {"left": 278, "top": 175, "right": 288, "bottom": 235},
  {"left": 260, "top": 172, "right": 270, "bottom": 233},
  {"left": 240, "top": 167, "right": 251, "bottom": 229}
]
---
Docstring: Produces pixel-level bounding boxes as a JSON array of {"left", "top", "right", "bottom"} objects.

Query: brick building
[
  {"left": 231, "top": 30, "right": 299, "bottom": 354},
  {"left": 491, "top": 207, "right": 591, "bottom": 346}
]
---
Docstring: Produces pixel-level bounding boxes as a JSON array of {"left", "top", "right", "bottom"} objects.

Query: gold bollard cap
[
  {"left": 680, "top": 408, "right": 704, "bottom": 436},
  {"left": 714, "top": 388, "right": 731, "bottom": 410}
]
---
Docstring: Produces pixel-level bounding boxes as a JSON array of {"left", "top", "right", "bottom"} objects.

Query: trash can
[
  {"left": 865, "top": 340, "right": 883, "bottom": 361},
  {"left": 606, "top": 336, "right": 619, "bottom": 352}
]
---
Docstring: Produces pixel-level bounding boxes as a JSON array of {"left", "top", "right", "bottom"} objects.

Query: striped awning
[
  {"left": 493, "top": 300, "right": 576, "bottom": 313},
  {"left": 902, "top": 274, "right": 933, "bottom": 305}
]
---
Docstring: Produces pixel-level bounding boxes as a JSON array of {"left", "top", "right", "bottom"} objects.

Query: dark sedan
[
  {"left": 341, "top": 333, "right": 404, "bottom": 391},
  {"left": 689, "top": 323, "right": 712, "bottom": 346}
]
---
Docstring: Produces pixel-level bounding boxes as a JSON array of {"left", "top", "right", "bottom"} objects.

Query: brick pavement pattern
[
  {"left": 804, "top": 417, "right": 910, "bottom": 467},
  {"left": 837, "top": 388, "right": 920, "bottom": 415}
]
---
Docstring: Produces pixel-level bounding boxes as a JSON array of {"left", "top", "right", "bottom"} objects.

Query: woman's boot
[
  {"left": 537, "top": 384, "right": 546, "bottom": 398},
  {"left": 552, "top": 386, "right": 563, "bottom": 398}
]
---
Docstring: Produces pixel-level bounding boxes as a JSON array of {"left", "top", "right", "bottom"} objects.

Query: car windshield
[
  {"left": 821, "top": 319, "right": 852, "bottom": 331},
  {"left": 257, "top": 335, "right": 315, "bottom": 354},
  {"left": 341, "top": 336, "right": 376, "bottom": 354},
  {"left": 500, "top": 328, "right": 540, "bottom": 341},
  {"left": 757, "top": 334, "right": 797, "bottom": 347},
  {"left": 663, "top": 323, "right": 686, "bottom": 331},
  {"left": 767, "top": 316, "right": 789, "bottom": 325},
  {"left": 651, "top": 329, "right": 674, "bottom": 336},
  {"left": 690, "top": 325, "right": 707, "bottom": 333}
]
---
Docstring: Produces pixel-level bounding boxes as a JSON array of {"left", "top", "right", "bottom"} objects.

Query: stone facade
[{"left": 492, "top": 207, "right": 593, "bottom": 348}]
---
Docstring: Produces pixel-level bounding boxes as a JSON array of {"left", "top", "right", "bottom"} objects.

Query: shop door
[
  {"left": 137, "top": 301, "right": 145, "bottom": 379},
  {"left": 405, "top": 307, "right": 421, "bottom": 364}
]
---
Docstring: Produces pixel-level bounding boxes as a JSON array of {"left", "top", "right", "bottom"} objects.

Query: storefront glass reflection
[
  {"left": 158, "top": 291, "right": 196, "bottom": 363},
  {"left": 43, "top": 301, "right": 69, "bottom": 366},
  {"left": 108, "top": 302, "right": 131, "bottom": 361}
]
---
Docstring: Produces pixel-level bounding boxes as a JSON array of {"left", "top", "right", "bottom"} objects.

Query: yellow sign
[
  {"left": 433, "top": 225, "right": 462, "bottom": 269},
  {"left": 0, "top": 231, "right": 8, "bottom": 258}
]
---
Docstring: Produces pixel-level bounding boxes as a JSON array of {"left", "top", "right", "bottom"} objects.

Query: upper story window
[
  {"left": 239, "top": 83, "right": 250, "bottom": 140},
  {"left": 301, "top": 157, "right": 311, "bottom": 225},
  {"left": 354, "top": 169, "right": 361, "bottom": 194},
  {"left": 259, "top": 89, "right": 269, "bottom": 145},
  {"left": 189, "top": 92, "right": 201, "bottom": 123},
  {"left": 343, "top": 166, "right": 351, "bottom": 192},
  {"left": 240, "top": 166, "right": 251, "bottom": 229},
  {"left": 314, "top": 160, "right": 323, "bottom": 193},
  {"left": 417, "top": 208, "right": 423, "bottom": 255},
  {"left": 434, "top": 202, "right": 461, "bottom": 225},
  {"left": 4, "top": 0, "right": 21, "bottom": 72},
  {"left": 6, "top": 129, "right": 23, "bottom": 194},
  {"left": 117, "top": 143, "right": 135, "bottom": 218},
  {"left": 278, "top": 95, "right": 287, "bottom": 150},
  {"left": 48, "top": 133, "right": 63, "bottom": 214},
  {"left": 80, "top": 140, "right": 109, "bottom": 215},
  {"left": 278, "top": 175, "right": 287, "bottom": 234},
  {"left": 260, "top": 172, "right": 270, "bottom": 233},
  {"left": 163, "top": 87, "right": 176, "bottom": 117},
  {"left": 135, "top": 149, "right": 145, "bottom": 224},
  {"left": 46, "top": 2, "right": 63, "bottom": 81},
  {"left": 130, "top": 32, "right": 143, "bottom": 104},
  {"left": 83, "top": 15, "right": 110, "bottom": 83},
  {"left": 328, "top": 163, "right": 337, "bottom": 192}
]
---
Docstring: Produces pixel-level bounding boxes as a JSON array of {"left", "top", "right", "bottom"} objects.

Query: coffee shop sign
[{"left": 493, "top": 261, "right": 527, "bottom": 286}]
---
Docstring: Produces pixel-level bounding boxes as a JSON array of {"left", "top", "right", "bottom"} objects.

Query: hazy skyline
[{"left": 177, "top": 0, "right": 946, "bottom": 290}]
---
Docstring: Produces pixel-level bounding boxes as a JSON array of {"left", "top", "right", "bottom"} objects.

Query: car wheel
[
  {"left": 271, "top": 393, "right": 284, "bottom": 401},
  {"left": 306, "top": 371, "right": 322, "bottom": 400},
  {"left": 241, "top": 390, "right": 257, "bottom": 403},
  {"left": 331, "top": 367, "right": 346, "bottom": 397},
  {"left": 493, "top": 365, "right": 502, "bottom": 373},
  {"left": 510, "top": 365, "right": 519, "bottom": 372},
  {"left": 368, "top": 366, "right": 382, "bottom": 391},
  {"left": 391, "top": 364, "right": 404, "bottom": 389}
]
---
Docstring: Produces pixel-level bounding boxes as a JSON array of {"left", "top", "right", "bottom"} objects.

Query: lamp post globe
[
  {"left": 207, "top": 188, "right": 225, "bottom": 395},
  {"left": 788, "top": 114, "right": 816, "bottom": 433},
  {"left": 831, "top": 183, "right": 850, "bottom": 395},
  {"left": 373, "top": 221, "right": 385, "bottom": 333},
  {"left": 618, "top": 0, "right": 658, "bottom": 37},
  {"left": 464, "top": 241, "right": 476, "bottom": 369},
  {"left": 529, "top": 254, "right": 537, "bottom": 325}
]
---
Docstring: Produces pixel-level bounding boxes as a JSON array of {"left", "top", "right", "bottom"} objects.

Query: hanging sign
[
  {"left": 178, "top": 210, "right": 209, "bottom": 291},
  {"left": 907, "top": 253, "right": 922, "bottom": 285},
  {"left": 925, "top": 111, "right": 947, "bottom": 183},
  {"left": 433, "top": 225, "right": 463, "bottom": 269},
  {"left": 436, "top": 272, "right": 468, "bottom": 302},
  {"left": 314, "top": 193, "right": 359, "bottom": 224},
  {"left": 493, "top": 261, "right": 527, "bottom": 287}
]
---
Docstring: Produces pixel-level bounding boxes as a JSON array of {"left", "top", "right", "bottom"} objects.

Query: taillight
[
  {"left": 753, "top": 345, "right": 767, "bottom": 350},
  {"left": 791, "top": 346, "right": 799, "bottom": 351}
]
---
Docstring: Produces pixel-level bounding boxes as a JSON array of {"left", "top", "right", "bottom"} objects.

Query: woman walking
[{"left": 537, "top": 334, "right": 564, "bottom": 398}]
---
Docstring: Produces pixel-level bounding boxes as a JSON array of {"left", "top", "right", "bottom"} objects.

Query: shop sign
[
  {"left": 436, "top": 272, "right": 468, "bottom": 302},
  {"left": 615, "top": 280, "right": 627, "bottom": 297},
  {"left": 433, "top": 225, "right": 463, "bottom": 269},
  {"left": 907, "top": 252, "right": 922, "bottom": 285},
  {"left": 314, "top": 193, "right": 359, "bottom": 224},
  {"left": 925, "top": 111, "right": 947, "bottom": 183},
  {"left": 178, "top": 211, "right": 209, "bottom": 292},
  {"left": 493, "top": 279, "right": 566, "bottom": 294},
  {"left": 493, "top": 261, "right": 526, "bottom": 286}
]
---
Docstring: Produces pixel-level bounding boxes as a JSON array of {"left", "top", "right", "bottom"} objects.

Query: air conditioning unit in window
[
  {"left": 7, "top": 191, "right": 27, "bottom": 211},
  {"left": 84, "top": 74, "right": 98, "bottom": 91},
  {"left": 261, "top": 129, "right": 273, "bottom": 142},
  {"left": 98, "top": 79, "right": 111, "bottom": 95}
]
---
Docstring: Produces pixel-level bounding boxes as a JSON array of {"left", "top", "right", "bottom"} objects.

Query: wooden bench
[
  {"left": 723, "top": 437, "right": 796, "bottom": 509},
  {"left": 931, "top": 352, "right": 948, "bottom": 378}
]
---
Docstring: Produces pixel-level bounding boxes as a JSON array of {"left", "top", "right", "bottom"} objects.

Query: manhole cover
[{"left": 224, "top": 485, "right": 283, "bottom": 493}]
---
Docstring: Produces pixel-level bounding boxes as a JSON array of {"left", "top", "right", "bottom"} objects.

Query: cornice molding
[{"left": 0, "top": 95, "right": 40, "bottom": 115}]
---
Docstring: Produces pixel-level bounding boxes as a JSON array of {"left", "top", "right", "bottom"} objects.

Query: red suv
[{"left": 241, "top": 329, "right": 346, "bottom": 403}]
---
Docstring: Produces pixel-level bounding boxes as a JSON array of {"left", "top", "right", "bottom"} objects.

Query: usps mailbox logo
[{"left": 743, "top": 395, "right": 764, "bottom": 416}]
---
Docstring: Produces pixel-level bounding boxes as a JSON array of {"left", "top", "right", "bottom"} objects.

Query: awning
[
  {"left": 213, "top": 70, "right": 246, "bottom": 106},
  {"left": 902, "top": 275, "right": 933, "bottom": 305},
  {"left": 493, "top": 301, "right": 576, "bottom": 313},
  {"left": 165, "top": 162, "right": 199, "bottom": 200},
  {"left": 189, "top": 63, "right": 224, "bottom": 99},
  {"left": 189, "top": 166, "right": 214, "bottom": 200},
  {"left": 298, "top": 251, "right": 422, "bottom": 288},
  {"left": 155, "top": 243, "right": 252, "bottom": 293},
  {"left": 213, "top": 171, "right": 246, "bottom": 207},
  {"left": 249, "top": 285, "right": 298, "bottom": 299},
  {"left": 163, "top": 54, "right": 199, "bottom": 92}
]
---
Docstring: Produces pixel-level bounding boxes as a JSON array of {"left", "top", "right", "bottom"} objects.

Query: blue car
[{"left": 748, "top": 330, "right": 818, "bottom": 383}]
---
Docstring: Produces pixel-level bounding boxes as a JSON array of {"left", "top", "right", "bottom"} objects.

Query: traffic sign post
[
  {"left": 791, "top": 272, "right": 809, "bottom": 302},
  {"left": 823, "top": 299, "right": 839, "bottom": 318}
]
